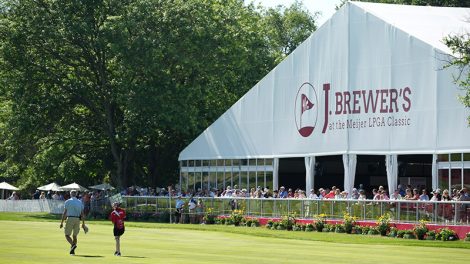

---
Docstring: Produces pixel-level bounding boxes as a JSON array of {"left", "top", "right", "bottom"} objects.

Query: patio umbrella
[
  {"left": 37, "top": 182, "right": 62, "bottom": 192},
  {"left": 0, "top": 181, "right": 19, "bottom": 199},
  {"left": 89, "top": 183, "right": 115, "bottom": 191},
  {"left": 60, "top": 182, "right": 88, "bottom": 192}
]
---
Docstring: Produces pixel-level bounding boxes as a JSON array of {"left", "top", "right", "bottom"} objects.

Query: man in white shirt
[
  {"left": 60, "top": 190, "right": 85, "bottom": 255},
  {"left": 308, "top": 189, "right": 318, "bottom": 199}
]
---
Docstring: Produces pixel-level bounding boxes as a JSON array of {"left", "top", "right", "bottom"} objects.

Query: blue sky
[{"left": 251, "top": 0, "right": 344, "bottom": 26}]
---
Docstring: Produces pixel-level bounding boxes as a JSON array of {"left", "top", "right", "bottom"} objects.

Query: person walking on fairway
[
  {"left": 60, "top": 190, "right": 86, "bottom": 255},
  {"left": 109, "top": 202, "right": 126, "bottom": 256}
]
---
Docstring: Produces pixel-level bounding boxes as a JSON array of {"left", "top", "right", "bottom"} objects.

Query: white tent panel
[{"left": 179, "top": 2, "right": 470, "bottom": 161}]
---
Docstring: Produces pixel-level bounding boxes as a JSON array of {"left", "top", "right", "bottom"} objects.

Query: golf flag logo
[{"left": 294, "top": 82, "right": 318, "bottom": 137}]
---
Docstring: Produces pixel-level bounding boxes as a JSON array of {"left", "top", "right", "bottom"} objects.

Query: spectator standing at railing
[
  {"left": 196, "top": 198, "right": 204, "bottom": 223},
  {"left": 279, "top": 186, "right": 288, "bottom": 198},
  {"left": 380, "top": 190, "right": 389, "bottom": 200},
  {"left": 419, "top": 190, "right": 430, "bottom": 201},
  {"left": 32, "top": 190, "right": 40, "bottom": 199},
  {"left": 358, "top": 190, "right": 367, "bottom": 200},
  {"left": 39, "top": 192, "right": 46, "bottom": 200},
  {"left": 412, "top": 189, "right": 420, "bottom": 200},
  {"left": 372, "top": 189, "right": 379, "bottom": 200},
  {"left": 441, "top": 190, "right": 451, "bottom": 201},
  {"left": 272, "top": 190, "right": 279, "bottom": 198},
  {"left": 397, "top": 184, "right": 406, "bottom": 197},
  {"left": 351, "top": 188, "right": 359, "bottom": 199},
  {"left": 390, "top": 190, "right": 402, "bottom": 200},
  {"left": 308, "top": 189, "right": 318, "bottom": 199},
  {"left": 404, "top": 189, "right": 413, "bottom": 200},
  {"left": 334, "top": 189, "right": 342, "bottom": 199},
  {"left": 458, "top": 188, "right": 470, "bottom": 223},
  {"left": 8, "top": 191, "right": 19, "bottom": 200},
  {"left": 430, "top": 191, "right": 439, "bottom": 201},
  {"left": 174, "top": 196, "right": 185, "bottom": 224},
  {"left": 188, "top": 197, "right": 197, "bottom": 224},
  {"left": 323, "top": 189, "right": 335, "bottom": 199},
  {"left": 287, "top": 188, "right": 294, "bottom": 198}
]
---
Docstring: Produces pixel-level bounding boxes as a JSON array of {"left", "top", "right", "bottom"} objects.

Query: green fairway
[{"left": 0, "top": 215, "right": 469, "bottom": 264}]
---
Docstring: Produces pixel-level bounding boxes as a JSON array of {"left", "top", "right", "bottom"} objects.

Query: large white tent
[{"left": 179, "top": 2, "right": 470, "bottom": 194}]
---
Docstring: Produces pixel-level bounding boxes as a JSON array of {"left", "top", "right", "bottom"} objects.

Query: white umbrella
[
  {"left": 89, "top": 183, "right": 115, "bottom": 191},
  {"left": 60, "top": 182, "right": 88, "bottom": 192},
  {"left": 0, "top": 181, "right": 19, "bottom": 191},
  {"left": 0, "top": 181, "right": 19, "bottom": 199},
  {"left": 37, "top": 182, "right": 62, "bottom": 192}
]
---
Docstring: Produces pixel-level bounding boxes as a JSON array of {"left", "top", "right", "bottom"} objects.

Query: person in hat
[
  {"left": 174, "top": 195, "right": 185, "bottom": 223},
  {"left": 109, "top": 202, "right": 126, "bottom": 256},
  {"left": 60, "top": 190, "right": 85, "bottom": 255}
]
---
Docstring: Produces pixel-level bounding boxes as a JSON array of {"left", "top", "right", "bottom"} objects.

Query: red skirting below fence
[{"left": 255, "top": 217, "right": 470, "bottom": 240}]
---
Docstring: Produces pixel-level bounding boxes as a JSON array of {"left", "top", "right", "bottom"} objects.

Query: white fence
[{"left": 0, "top": 199, "right": 64, "bottom": 214}]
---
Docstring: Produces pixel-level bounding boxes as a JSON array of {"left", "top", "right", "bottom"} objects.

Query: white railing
[
  {"left": 0, "top": 199, "right": 64, "bottom": 214},
  {"left": 121, "top": 196, "right": 470, "bottom": 225}
]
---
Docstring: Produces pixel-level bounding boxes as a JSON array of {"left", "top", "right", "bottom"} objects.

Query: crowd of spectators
[{"left": 120, "top": 183, "right": 470, "bottom": 203}]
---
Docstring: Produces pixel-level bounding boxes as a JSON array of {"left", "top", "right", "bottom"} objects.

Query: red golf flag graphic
[
  {"left": 301, "top": 94, "right": 314, "bottom": 114},
  {"left": 295, "top": 83, "right": 318, "bottom": 138}
]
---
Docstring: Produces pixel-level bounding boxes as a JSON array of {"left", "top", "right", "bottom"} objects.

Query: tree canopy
[{"left": 0, "top": 0, "right": 317, "bottom": 191}]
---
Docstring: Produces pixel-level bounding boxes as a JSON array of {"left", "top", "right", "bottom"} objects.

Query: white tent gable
[
  {"left": 179, "top": 2, "right": 470, "bottom": 161},
  {"left": 350, "top": 2, "right": 470, "bottom": 54}
]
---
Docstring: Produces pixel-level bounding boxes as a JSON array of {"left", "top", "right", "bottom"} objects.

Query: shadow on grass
[{"left": 75, "top": 255, "right": 104, "bottom": 258}]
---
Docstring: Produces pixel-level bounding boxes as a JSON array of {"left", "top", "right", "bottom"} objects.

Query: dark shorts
[{"left": 114, "top": 227, "right": 125, "bottom": 237}]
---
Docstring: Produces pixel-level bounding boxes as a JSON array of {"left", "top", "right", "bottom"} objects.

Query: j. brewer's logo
[
  {"left": 295, "top": 83, "right": 412, "bottom": 137},
  {"left": 294, "top": 83, "right": 319, "bottom": 137}
]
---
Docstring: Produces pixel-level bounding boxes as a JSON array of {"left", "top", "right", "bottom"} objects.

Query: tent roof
[
  {"left": 179, "top": 2, "right": 470, "bottom": 161},
  {"left": 349, "top": 2, "right": 470, "bottom": 55}
]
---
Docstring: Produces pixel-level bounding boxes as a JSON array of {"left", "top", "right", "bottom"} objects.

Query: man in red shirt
[{"left": 109, "top": 202, "right": 126, "bottom": 256}]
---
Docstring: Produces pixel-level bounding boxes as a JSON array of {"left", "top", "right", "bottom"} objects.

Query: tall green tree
[
  {"left": 0, "top": 0, "right": 318, "bottom": 190},
  {"left": 444, "top": 33, "right": 470, "bottom": 125}
]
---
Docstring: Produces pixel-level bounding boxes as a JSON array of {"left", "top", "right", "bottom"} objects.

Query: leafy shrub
[
  {"left": 335, "top": 224, "right": 346, "bottom": 233},
  {"left": 388, "top": 227, "right": 398, "bottom": 238},
  {"left": 464, "top": 232, "right": 470, "bottom": 242},
  {"left": 403, "top": 230, "right": 416, "bottom": 239},
  {"left": 343, "top": 213, "right": 357, "bottom": 234},
  {"left": 250, "top": 218, "right": 260, "bottom": 227},
  {"left": 277, "top": 222, "right": 286, "bottom": 230},
  {"left": 266, "top": 219, "right": 274, "bottom": 229},
  {"left": 368, "top": 227, "right": 380, "bottom": 235},
  {"left": 425, "top": 230, "right": 436, "bottom": 240},
  {"left": 229, "top": 210, "right": 244, "bottom": 226},
  {"left": 292, "top": 224, "right": 302, "bottom": 231},
  {"left": 376, "top": 213, "right": 391, "bottom": 236},
  {"left": 436, "top": 228, "right": 458, "bottom": 241},
  {"left": 272, "top": 221, "right": 279, "bottom": 230},
  {"left": 244, "top": 218, "right": 253, "bottom": 227},
  {"left": 203, "top": 208, "right": 216, "bottom": 224},
  {"left": 216, "top": 217, "right": 226, "bottom": 225},
  {"left": 305, "top": 223, "right": 314, "bottom": 232},
  {"left": 361, "top": 226, "right": 370, "bottom": 235},
  {"left": 314, "top": 214, "right": 326, "bottom": 232},
  {"left": 413, "top": 220, "right": 428, "bottom": 240},
  {"left": 280, "top": 215, "right": 296, "bottom": 231},
  {"left": 351, "top": 226, "right": 361, "bottom": 234},
  {"left": 396, "top": 230, "right": 406, "bottom": 238}
]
